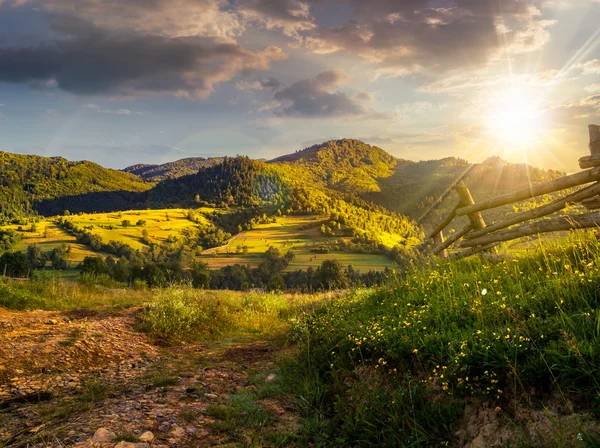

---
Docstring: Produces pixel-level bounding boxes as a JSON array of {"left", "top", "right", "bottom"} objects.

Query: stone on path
[
  {"left": 114, "top": 442, "right": 150, "bottom": 448},
  {"left": 138, "top": 431, "right": 155, "bottom": 442},
  {"left": 92, "top": 427, "right": 116, "bottom": 443}
]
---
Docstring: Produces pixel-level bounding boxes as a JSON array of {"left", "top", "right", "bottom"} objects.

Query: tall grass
[
  {"left": 282, "top": 231, "right": 600, "bottom": 446},
  {"left": 139, "top": 288, "right": 330, "bottom": 342},
  {"left": 0, "top": 272, "right": 152, "bottom": 311}
]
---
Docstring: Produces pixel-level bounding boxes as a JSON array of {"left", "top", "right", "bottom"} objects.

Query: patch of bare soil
[
  {"left": 0, "top": 308, "right": 298, "bottom": 448},
  {"left": 457, "top": 398, "right": 599, "bottom": 447}
]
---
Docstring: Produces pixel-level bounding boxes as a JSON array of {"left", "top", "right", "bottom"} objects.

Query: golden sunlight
[{"left": 484, "top": 87, "right": 545, "bottom": 149}]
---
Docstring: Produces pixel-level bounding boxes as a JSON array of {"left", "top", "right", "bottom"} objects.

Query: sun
[{"left": 484, "top": 87, "right": 545, "bottom": 148}]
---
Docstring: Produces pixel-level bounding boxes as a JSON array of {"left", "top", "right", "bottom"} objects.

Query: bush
[{"left": 140, "top": 288, "right": 230, "bottom": 342}]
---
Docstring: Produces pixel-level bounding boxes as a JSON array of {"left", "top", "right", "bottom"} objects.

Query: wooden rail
[{"left": 424, "top": 123, "right": 600, "bottom": 259}]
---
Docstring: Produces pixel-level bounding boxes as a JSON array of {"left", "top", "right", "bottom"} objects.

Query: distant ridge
[{"left": 124, "top": 157, "right": 224, "bottom": 182}]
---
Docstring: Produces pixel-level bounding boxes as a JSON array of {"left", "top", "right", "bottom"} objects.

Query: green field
[
  {"left": 2, "top": 211, "right": 399, "bottom": 273},
  {"left": 200, "top": 215, "right": 397, "bottom": 272},
  {"left": 67, "top": 208, "right": 214, "bottom": 250},
  {"left": 4, "top": 221, "right": 99, "bottom": 263}
]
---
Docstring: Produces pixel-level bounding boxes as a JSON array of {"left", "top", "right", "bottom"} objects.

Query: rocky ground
[{"left": 0, "top": 308, "right": 299, "bottom": 447}]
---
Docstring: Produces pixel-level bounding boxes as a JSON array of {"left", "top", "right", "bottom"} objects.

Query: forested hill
[
  {"left": 269, "top": 140, "right": 564, "bottom": 228},
  {"left": 148, "top": 156, "right": 289, "bottom": 207},
  {"left": 123, "top": 156, "right": 224, "bottom": 182},
  {"left": 0, "top": 151, "right": 151, "bottom": 221},
  {"left": 147, "top": 155, "right": 423, "bottom": 250},
  {"left": 364, "top": 156, "right": 565, "bottom": 229},
  {"left": 271, "top": 139, "right": 413, "bottom": 194}
]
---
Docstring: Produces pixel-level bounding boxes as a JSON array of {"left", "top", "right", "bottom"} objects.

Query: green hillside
[
  {"left": 272, "top": 139, "right": 410, "bottom": 194},
  {"left": 147, "top": 155, "right": 422, "bottom": 252},
  {"left": 0, "top": 151, "right": 151, "bottom": 221},
  {"left": 364, "top": 156, "right": 565, "bottom": 232}
]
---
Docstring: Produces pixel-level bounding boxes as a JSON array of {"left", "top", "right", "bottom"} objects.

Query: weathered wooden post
[
  {"left": 579, "top": 124, "right": 600, "bottom": 168},
  {"left": 589, "top": 124, "right": 600, "bottom": 155},
  {"left": 433, "top": 231, "right": 448, "bottom": 258},
  {"left": 454, "top": 183, "right": 486, "bottom": 231}
]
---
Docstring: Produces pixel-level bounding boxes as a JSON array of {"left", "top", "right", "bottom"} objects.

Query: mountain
[
  {"left": 364, "top": 156, "right": 565, "bottom": 231},
  {"left": 124, "top": 157, "right": 224, "bottom": 182},
  {"left": 0, "top": 142, "right": 565, "bottom": 242},
  {"left": 149, "top": 156, "right": 289, "bottom": 207},
  {"left": 271, "top": 139, "right": 412, "bottom": 194},
  {"left": 148, "top": 155, "right": 422, "bottom": 250},
  {"left": 271, "top": 141, "right": 565, "bottom": 232},
  {"left": 0, "top": 152, "right": 151, "bottom": 221}
]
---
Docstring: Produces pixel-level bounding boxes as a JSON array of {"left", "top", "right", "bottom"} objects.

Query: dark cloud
[
  {"left": 1, "top": 0, "right": 242, "bottom": 39},
  {"left": 305, "top": 0, "right": 553, "bottom": 75},
  {"left": 237, "top": 0, "right": 315, "bottom": 37},
  {"left": 0, "top": 14, "right": 286, "bottom": 98},
  {"left": 260, "top": 77, "right": 281, "bottom": 89},
  {"left": 273, "top": 69, "right": 371, "bottom": 118}
]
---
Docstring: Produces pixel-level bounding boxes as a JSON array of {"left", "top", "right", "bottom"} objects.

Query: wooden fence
[{"left": 424, "top": 124, "right": 600, "bottom": 259}]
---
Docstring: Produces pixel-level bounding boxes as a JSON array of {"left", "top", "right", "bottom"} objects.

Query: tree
[
  {"left": 0, "top": 252, "right": 31, "bottom": 278},
  {"left": 81, "top": 256, "right": 108, "bottom": 276},
  {"left": 26, "top": 244, "right": 47, "bottom": 269},
  {"left": 122, "top": 220, "right": 132, "bottom": 228},
  {"left": 315, "top": 259, "right": 348, "bottom": 290},
  {"left": 267, "top": 274, "right": 285, "bottom": 292},
  {"left": 191, "top": 262, "right": 211, "bottom": 289}
]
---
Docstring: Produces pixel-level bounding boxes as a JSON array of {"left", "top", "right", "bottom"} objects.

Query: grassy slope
[
  {"left": 201, "top": 215, "right": 397, "bottom": 272},
  {"left": 282, "top": 231, "right": 600, "bottom": 446},
  {"left": 2, "top": 211, "right": 400, "bottom": 273},
  {"left": 66, "top": 208, "right": 214, "bottom": 250},
  {"left": 1, "top": 232, "right": 599, "bottom": 447}
]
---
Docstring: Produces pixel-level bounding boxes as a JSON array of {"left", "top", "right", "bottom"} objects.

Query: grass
[
  {"left": 279, "top": 230, "right": 600, "bottom": 447},
  {"left": 201, "top": 215, "right": 397, "bottom": 272},
  {"left": 5, "top": 220, "right": 101, "bottom": 264},
  {"left": 2, "top": 211, "right": 401, "bottom": 274},
  {"left": 139, "top": 288, "right": 330, "bottom": 343},
  {"left": 0, "top": 273, "right": 153, "bottom": 311},
  {"left": 66, "top": 208, "right": 215, "bottom": 250},
  {"left": 206, "top": 391, "right": 274, "bottom": 441}
]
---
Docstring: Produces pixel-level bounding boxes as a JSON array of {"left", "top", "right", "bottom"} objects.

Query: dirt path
[{"left": 0, "top": 308, "right": 299, "bottom": 447}]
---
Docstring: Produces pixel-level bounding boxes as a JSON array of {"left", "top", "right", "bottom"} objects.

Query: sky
[{"left": 0, "top": 0, "right": 599, "bottom": 171}]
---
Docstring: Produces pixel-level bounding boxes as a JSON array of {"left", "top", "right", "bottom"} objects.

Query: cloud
[
  {"left": 419, "top": 69, "right": 571, "bottom": 93},
  {"left": 575, "top": 59, "right": 600, "bottom": 75},
  {"left": 237, "top": 0, "right": 315, "bottom": 38},
  {"left": 395, "top": 101, "right": 447, "bottom": 120},
  {"left": 85, "top": 104, "right": 148, "bottom": 115},
  {"left": 585, "top": 83, "right": 600, "bottom": 93},
  {"left": 3, "top": 0, "right": 242, "bottom": 40},
  {"left": 272, "top": 69, "right": 375, "bottom": 118},
  {"left": 550, "top": 94, "right": 600, "bottom": 121},
  {"left": 0, "top": 15, "right": 287, "bottom": 98},
  {"left": 236, "top": 77, "right": 282, "bottom": 91},
  {"left": 43, "top": 109, "right": 60, "bottom": 119},
  {"left": 304, "top": 1, "right": 553, "bottom": 77}
]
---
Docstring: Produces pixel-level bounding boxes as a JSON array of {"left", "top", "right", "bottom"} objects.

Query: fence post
[
  {"left": 433, "top": 231, "right": 448, "bottom": 258},
  {"left": 590, "top": 124, "right": 600, "bottom": 155},
  {"left": 453, "top": 183, "right": 487, "bottom": 230}
]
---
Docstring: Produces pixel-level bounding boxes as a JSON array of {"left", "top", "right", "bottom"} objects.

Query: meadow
[
  {"left": 201, "top": 215, "right": 397, "bottom": 272},
  {"left": 1, "top": 211, "right": 400, "bottom": 277},
  {"left": 279, "top": 230, "right": 600, "bottom": 446},
  {"left": 66, "top": 208, "right": 214, "bottom": 250},
  {"left": 1, "top": 231, "right": 600, "bottom": 446}
]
